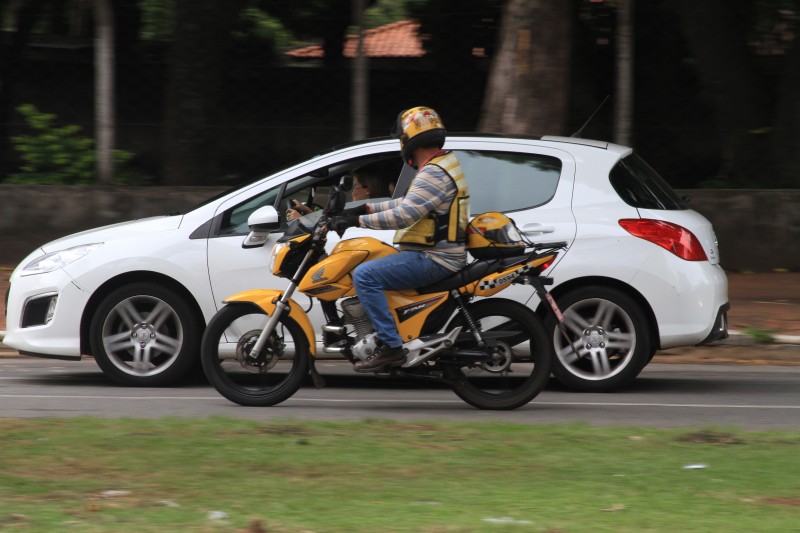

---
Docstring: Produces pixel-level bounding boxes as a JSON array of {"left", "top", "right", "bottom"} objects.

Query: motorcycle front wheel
[
  {"left": 201, "top": 303, "right": 309, "bottom": 407},
  {"left": 445, "top": 299, "right": 552, "bottom": 410}
]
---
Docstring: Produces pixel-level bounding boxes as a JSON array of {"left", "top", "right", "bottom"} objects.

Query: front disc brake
[{"left": 236, "top": 329, "right": 282, "bottom": 373}]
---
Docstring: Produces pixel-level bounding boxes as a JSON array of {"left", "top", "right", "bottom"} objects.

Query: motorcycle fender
[{"left": 224, "top": 289, "right": 316, "bottom": 357}]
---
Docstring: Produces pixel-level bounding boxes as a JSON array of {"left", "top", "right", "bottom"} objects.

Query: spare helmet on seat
[{"left": 467, "top": 212, "right": 527, "bottom": 259}]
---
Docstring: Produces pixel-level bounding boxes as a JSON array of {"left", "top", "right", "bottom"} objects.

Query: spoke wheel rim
[
  {"left": 204, "top": 309, "right": 307, "bottom": 404},
  {"left": 455, "top": 316, "right": 538, "bottom": 397}
]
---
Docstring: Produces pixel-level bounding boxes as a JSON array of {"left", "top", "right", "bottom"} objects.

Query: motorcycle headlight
[
  {"left": 269, "top": 242, "right": 287, "bottom": 275},
  {"left": 21, "top": 243, "right": 103, "bottom": 276}
]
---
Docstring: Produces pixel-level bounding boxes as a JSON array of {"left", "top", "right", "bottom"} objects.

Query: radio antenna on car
[{"left": 570, "top": 94, "right": 610, "bottom": 138}]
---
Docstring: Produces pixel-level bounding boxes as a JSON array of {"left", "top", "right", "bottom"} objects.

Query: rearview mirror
[
  {"left": 243, "top": 205, "right": 280, "bottom": 248},
  {"left": 325, "top": 185, "right": 347, "bottom": 215}
]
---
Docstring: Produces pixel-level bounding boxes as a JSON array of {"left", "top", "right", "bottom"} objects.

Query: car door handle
[{"left": 521, "top": 223, "right": 555, "bottom": 235}]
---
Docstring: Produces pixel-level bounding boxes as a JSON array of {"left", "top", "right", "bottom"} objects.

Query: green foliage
[
  {"left": 136, "top": 0, "right": 419, "bottom": 50},
  {"left": 743, "top": 327, "right": 776, "bottom": 344},
  {"left": 237, "top": 7, "right": 294, "bottom": 48},
  {"left": 10, "top": 104, "right": 134, "bottom": 185},
  {"left": 364, "top": 0, "right": 412, "bottom": 29},
  {"left": 138, "top": 0, "right": 175, "bottom": 41}
]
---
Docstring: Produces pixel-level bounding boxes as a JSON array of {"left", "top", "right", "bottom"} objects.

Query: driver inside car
[{"left": 286, "top": 163, "right": 396, "bottom": 226}]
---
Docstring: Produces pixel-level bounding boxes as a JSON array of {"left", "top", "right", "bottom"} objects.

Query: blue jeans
[{"left": 352, "top": 251, "right": 451, "bottom": 348}]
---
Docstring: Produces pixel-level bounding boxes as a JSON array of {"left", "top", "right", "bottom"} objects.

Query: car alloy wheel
[
  {"left": 90, "top": 282, "right": 200, "bottom": 386},
  {"left": 547, "top": 286, "right": 651, "bottom": 392}
]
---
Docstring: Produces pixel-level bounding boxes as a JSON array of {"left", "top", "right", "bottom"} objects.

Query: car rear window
[
  {"left": 454, "top": 150, "right": 562, "bottom": 214},
  {"left": 609, "top": 154, "right": 685, "bottom": 210}
]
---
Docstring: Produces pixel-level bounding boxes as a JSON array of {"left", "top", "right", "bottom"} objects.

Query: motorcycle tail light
[
  {"left": 619, "top": 219, "right": 707, "bottom": 261},
  {"left": 538, "top": 255, "right": 556, "bottom": 272}
]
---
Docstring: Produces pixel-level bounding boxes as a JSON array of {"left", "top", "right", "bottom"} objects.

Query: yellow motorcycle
[{"left": 201, "top": 187, "right": 568, "bottom": 410}]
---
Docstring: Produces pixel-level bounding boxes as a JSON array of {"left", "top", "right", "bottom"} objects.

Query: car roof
[{"left": 326, "top": 133, "right": 633, "bottom": 157}]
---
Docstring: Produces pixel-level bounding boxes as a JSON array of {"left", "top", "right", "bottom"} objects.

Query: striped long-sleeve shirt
[{"left": 358, "top": 163, "right": 467, "bottom": 271}]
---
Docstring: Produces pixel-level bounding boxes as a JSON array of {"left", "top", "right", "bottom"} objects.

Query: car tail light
[{"left": 619, "top": 219, "right": 708, "bottom": 261}]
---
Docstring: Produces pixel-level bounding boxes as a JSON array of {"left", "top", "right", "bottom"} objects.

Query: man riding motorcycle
[{"left": 329, "top": 106, "right": 470, "bottom": 372}]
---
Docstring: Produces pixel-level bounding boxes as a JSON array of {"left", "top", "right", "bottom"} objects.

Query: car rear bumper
[
  {"left": 697, "top": 303, "right": 730, "bottom": 345},
  {"left": 629, "top": 255, "right": 729, "bottom": 349}
]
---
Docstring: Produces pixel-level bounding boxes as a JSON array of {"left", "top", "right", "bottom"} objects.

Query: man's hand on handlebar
[{"left": 328, "top": 215, "right": 360, "bottom": 237}]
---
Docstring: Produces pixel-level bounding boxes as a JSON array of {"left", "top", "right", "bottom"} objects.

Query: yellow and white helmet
[
  {"left": 467, "top": 212, "right": 527, "bottom": 259},
  {"left": 391, "top": 106, "right": 446, "bottom": 165}
]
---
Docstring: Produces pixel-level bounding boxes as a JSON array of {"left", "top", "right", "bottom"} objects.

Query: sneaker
[{"left": 354, "top": 344, "right": 406, "bottom": 373}]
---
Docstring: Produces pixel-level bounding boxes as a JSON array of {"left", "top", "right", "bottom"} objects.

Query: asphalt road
[{"left": 1, "top": 359, "right": 798, "bottom": 430}]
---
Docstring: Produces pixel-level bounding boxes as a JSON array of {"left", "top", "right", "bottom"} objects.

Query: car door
[
  {"left": 206, "top": 181, "right": 295, "bottom": 302},
  {"left": 205, "top": 144, "right": 397, "bottom": 338},
  {"left": 447, "top": 139, "right": 578, "bottom": 305}
]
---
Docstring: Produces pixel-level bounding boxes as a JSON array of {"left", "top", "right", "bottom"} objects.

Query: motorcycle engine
[
  {"left": 340, "top": 297, "right": 375, "bottom": 340},
  {"left": 350, "top": 332, "right": 379, "bottom": 361},
  {"left": 340, "top": 297, "right": 379, "bottom": 361}
]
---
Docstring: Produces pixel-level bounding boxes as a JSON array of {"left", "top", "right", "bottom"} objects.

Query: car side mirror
[{"left": 243, "top": 205, "right": 279, "bottom": 248}]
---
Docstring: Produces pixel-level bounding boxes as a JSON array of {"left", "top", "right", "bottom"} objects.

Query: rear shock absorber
[{"left": 451, "top": 290, "right": 484, "bottom": 347}]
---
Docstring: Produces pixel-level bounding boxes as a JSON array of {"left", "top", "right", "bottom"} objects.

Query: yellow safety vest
[{"left": 394, "top": 151, "right": 470, "bottom": 247}]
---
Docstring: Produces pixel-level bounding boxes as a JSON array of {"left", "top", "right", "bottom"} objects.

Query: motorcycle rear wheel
[
  {"left": 201, "top": 303, "right": 309, "bottom": 407},
  {"left": 445, "top": 299, "right": 552, "bottom": 410}
]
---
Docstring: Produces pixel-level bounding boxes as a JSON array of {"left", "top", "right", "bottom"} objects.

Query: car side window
[
  {"left": 218, "top": 155, "right": 403, "bottom": 237},
  {"left": 219, "top": 178, "right": 318, "bottom": 236},
  {"left": 609, "top": 154, "right": 685, "bottom": 210},
  {"left": 219, "top": 188, "right": 280, "bottom": 236},
  {"left": 454, "top": 150, "right": 562, "bottom": 214},
  {"left": 217, "top": 173, "right": 346, "bottom": 236}
]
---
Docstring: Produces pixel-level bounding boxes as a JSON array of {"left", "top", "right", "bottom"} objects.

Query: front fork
[
  {"left": 242, "top": 285, "right": 324, "bottom": 389},
  {"left": 250, "top": 289, "right": 295, "bottom": 357},
  {"left": 250, "top": 240, "right": 320, "bottom": 356},
  {"left": 241, "top": 243, "right": 326, "bottom": 387}
]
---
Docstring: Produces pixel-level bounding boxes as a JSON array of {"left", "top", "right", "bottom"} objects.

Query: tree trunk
[
  {"left": 321, "top": 0, "right": 352, "bottom": 69},
  {"left": 94, "top": 0, "right": 115, "bottom": 185},
  {"left": 351, "top": 0, "right": 368, "bottom": 140},
  {"left": 614, "top": 0, "right": 633, "bottom": 146},
  {"left": 162, "top": 0, "right": 243, "bottom": 185},
  {"left": 479, "top": 0, "right": 572, "bottom": 135}
]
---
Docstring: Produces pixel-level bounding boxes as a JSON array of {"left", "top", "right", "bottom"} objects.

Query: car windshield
[
  {"left": 609, "top": 154, "right": 685, "bottom": 210},
  {"left": 178, "top": 148, "right": 352, "bottom": 215}
]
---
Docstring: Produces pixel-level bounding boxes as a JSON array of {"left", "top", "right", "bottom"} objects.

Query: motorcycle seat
[{"left": 416, "top": 254, "right": 531, "bottom": 295}]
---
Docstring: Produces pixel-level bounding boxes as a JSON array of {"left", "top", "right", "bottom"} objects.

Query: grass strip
[{"left": 0, "top": 418, "right": 798, "bottom": 532}]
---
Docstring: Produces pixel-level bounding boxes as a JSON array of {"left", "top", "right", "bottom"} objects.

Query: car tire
[
  {"left": 89, "top": 282, "right": 201, "bottom": 386},
  {"left": 546, "top": 285, "right": 651, "bottom": 392}
]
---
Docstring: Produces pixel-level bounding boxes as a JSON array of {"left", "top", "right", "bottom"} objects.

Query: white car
[{"left": 3, "top": 135, "right": 729, "bottom": 391}]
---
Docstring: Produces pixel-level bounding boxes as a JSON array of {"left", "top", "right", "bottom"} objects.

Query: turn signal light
[{"left": 619, "top": 219, "right": 707, "bottom": 261}]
